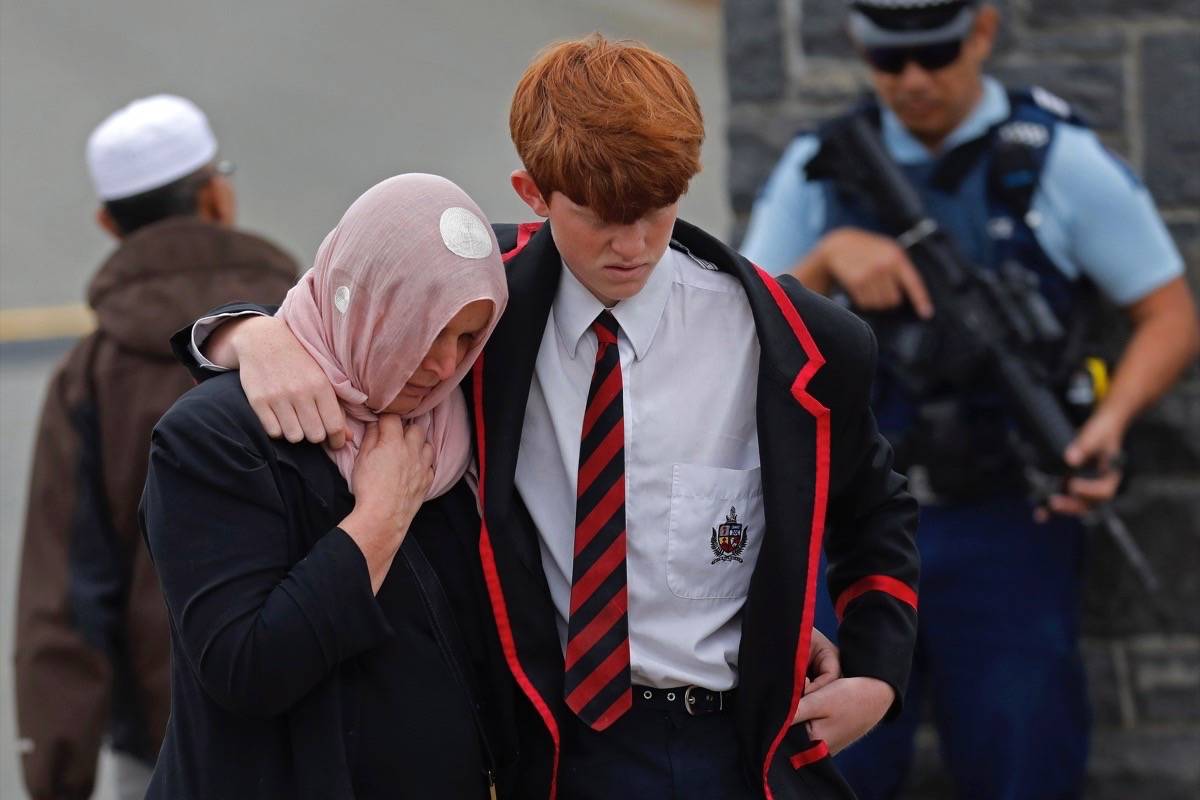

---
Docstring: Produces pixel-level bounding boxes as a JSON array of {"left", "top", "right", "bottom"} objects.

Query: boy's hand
[
  {"left": 791, "top": 676, "right": 895, "bottom": 755},
  {"left": 806, "top": 628, "right": 840, "bottom": 693},
  {"left": 220, "top": 316, "right": 347, "bottom": 448}
]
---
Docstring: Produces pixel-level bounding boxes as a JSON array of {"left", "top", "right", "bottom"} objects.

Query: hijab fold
[{"left": 276, "top": 173, "right": 507, "bottom": 497}]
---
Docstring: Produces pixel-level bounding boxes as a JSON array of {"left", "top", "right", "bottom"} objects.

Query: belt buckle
[{"left": 683, "top": 685, "right": 721, "bottom": 716}]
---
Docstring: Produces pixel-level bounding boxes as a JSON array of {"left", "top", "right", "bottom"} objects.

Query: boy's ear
[{"left": 510, "top": 170, "right": 551, "bottom": 217}]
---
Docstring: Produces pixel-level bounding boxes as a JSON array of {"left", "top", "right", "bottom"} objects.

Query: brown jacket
[{"left": 14, "top": 217, "right": 297, "bottom": 800}]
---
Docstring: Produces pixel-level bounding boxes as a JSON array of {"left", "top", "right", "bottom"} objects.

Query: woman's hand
[
  {"left": 791, "top": 676, "right": 895, "bottom": 755},
  {"left": 340, "top": 416, "right": 434, "bottom": 593}
]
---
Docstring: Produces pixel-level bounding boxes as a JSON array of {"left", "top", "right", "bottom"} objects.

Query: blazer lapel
[
  {"left": 670, "top": 219, "right": 812, "bottom": 383},
  {"left": 479, "top": 222, "right": 562, "bottom": 575},
  {"left": 671, "top": 219, "right": 835, "bottom": 794}
]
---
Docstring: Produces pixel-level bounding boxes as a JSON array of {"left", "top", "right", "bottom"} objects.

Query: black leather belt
[{"left": 632, "top": 685, "right": 734, "bottom": 716}]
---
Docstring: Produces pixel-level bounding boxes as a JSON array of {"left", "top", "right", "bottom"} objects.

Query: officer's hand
[
  {"left": 805, "top": 628, "right": 841, "bottom": 693},
  {"left": 815, "top": 227, "right": 934, "bottom": 318},
  {"left": 791, "top": 676, "right": 895, "bottom": 755},
  {"left": 1039, "top": 408, "right": 1126, "bottom": 519},
  {"left": 222, "top": 316, "right": 347, "bottom": 449}
]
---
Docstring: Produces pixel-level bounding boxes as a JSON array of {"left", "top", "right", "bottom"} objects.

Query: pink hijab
[{"left": 275, "top": 173, "right": 507, "bottom": 497}]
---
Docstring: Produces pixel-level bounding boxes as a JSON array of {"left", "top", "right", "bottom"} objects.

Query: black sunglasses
[{"left": 864, "top": 39, "right": 964, "bottom": 74}]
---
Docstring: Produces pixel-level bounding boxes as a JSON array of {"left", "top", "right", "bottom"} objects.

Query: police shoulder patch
[{"left": 1030, "top": 86, "right": 1072, "bottom": 120}]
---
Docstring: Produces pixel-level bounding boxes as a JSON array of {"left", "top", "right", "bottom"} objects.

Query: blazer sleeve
[
  {"left": 805, "top": 295, "right": 920, "bottom": 719},
  {"left": 169, "top": 301, "right": 278, "bottom": 382},
  {"left": 14, "top": 346, "right": 115, "bottom": 800},
  {"left": 140, "top": 393, "right": 392, "bottom": 719}
]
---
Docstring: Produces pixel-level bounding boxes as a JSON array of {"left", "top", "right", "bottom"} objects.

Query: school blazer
[
  {"left": 171, "top": 218, "right": 919, "bottom": 800},
  {"left": 468, "top": 219, "right": 919, "bottom": 800}
]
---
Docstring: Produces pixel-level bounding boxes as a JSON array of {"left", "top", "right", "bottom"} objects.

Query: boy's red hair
[{"left": 510, "top": 34, "right": 705, "bottom": 224}]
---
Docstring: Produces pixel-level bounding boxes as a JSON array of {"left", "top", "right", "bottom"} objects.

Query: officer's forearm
[{"left": 1103, "top": 277, "right": 1200, "bottom": 429}]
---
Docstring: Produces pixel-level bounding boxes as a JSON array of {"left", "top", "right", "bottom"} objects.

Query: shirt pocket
[{"left": 667, "top": 463, "right": 764, "bottom": 600}]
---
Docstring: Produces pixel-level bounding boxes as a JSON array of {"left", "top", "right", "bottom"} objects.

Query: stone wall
[{"left": 721, "top": 1, "right": 1200, "bottom": 797}]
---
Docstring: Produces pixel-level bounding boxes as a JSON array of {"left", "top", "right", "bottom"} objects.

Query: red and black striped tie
[{"left": 564, "top": 310, "right": 632, "bottom": 731}]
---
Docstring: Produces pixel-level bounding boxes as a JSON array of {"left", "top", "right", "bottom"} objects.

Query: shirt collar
[
  {"left": 881, "top": 75, "right": 1009, "bottom": 163},
  {"left": 554, "top": 245, "right": 675, "bottom": 361}
]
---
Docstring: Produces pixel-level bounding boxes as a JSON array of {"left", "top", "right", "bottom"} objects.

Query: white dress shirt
[{"left": 517, "top": 245, "right": 764, "bottom": 690}]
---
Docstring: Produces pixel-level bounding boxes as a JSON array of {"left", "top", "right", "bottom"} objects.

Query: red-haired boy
[{"left": 179, "top": 35, "right": 918, "bottom": 800}]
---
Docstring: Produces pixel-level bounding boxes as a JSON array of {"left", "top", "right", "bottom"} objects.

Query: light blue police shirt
[{"left": 740, "top": 77, "right": 1184, "bottom": 306}]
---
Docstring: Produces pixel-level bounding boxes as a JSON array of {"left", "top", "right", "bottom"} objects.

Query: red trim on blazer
[
  {"left": 752, "top": 266, "right": 831, "bottom": 800},
  {"left": 503, "top": 222, "right": 542, "bottom": 263},
  {"left": 835, "top": 575, "right": 918, "bottom": 622},
  {"left": 788, "top": 741, "right": 830, "bottom": 769},
  {"left": 473, "top": 356, "right": 560, "bottom": 800},
  {"left": 476, "top": 222, "right": 560, "bottom": 798}
]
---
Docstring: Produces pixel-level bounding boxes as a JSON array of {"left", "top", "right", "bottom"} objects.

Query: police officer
[{"left": 742, "top": 1, "right": 1200, "bottom": 798}]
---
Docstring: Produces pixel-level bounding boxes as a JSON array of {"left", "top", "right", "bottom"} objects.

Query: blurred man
[
  {"left": 742, "top": 1, "right": 1200, "bottom": 798},
  {"left": 14, "top": 94, "right": 297, "bottom": 800}
]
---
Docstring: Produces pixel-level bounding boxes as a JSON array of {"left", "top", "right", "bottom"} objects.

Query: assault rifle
[{"left": 826, "top": 114, "right": 1165, "bottom": 607}]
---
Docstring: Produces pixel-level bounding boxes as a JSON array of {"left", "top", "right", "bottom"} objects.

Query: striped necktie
[{"left": 564, "top": 310, "right": 632, "bottom": 731}]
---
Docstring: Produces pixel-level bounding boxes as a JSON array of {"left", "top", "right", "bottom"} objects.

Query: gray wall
[
  {"left": 0, "top": 0, "right": 729, "bottom": 312},
  {"left": 722, "top": 1, "right": 1199, "bottom": 797}
]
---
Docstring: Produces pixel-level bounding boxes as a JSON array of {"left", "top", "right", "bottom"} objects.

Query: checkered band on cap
[
  {"left": 851, "top": 0, "right": 975, "bottom": 10},
  {"left": 849, "top": 0, "right": 978, "bottom": 47}
]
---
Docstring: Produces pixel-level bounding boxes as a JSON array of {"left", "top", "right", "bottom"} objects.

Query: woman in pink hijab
[{"left": 141, "top": 174, "right": 517, "bottom": 799}]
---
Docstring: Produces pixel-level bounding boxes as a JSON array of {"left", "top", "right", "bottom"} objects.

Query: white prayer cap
[{"left": 86, "top": 94, "right": 218, "bottom": 201}]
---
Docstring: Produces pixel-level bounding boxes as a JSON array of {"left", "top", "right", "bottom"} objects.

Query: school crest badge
[{"left": 711, "top": 506, "right": 749, "bottom": 564}]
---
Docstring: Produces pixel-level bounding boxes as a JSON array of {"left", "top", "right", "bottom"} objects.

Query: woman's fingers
[
  {"left": 360, "top": 420, "right": 380, "bottom": 454},
  {"left": 402, "top": 421, "right": 427, "bottom": 454},
  {"left": 377, "top": 414, "right": 405, "bottom": 444}
]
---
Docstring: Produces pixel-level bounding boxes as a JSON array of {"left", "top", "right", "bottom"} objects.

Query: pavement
[{"left": 0, "top": 1, "right": 728, "bottom": 797}]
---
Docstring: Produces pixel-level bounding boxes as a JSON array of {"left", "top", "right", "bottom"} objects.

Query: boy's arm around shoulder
[
  {"left": 777, "top": 275, "right": 920, "bottom": 719},
  {"left": 168, "top": 301, "right": 279, "bottom": 382}
]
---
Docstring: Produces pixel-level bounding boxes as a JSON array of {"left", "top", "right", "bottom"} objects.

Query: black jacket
[
  {"left": 468, "top": 220, "right": 919, "bottom": 800},
  {"left": 139, "top": 373, "right": 518, "bottom": 799},
  {"left": 172, "top": 218, "right": 920, "bottom": 800}
]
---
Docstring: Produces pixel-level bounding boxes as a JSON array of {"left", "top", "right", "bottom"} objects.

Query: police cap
[{"left": 848, "top": 1, "right": 980, "bottom": 48}]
